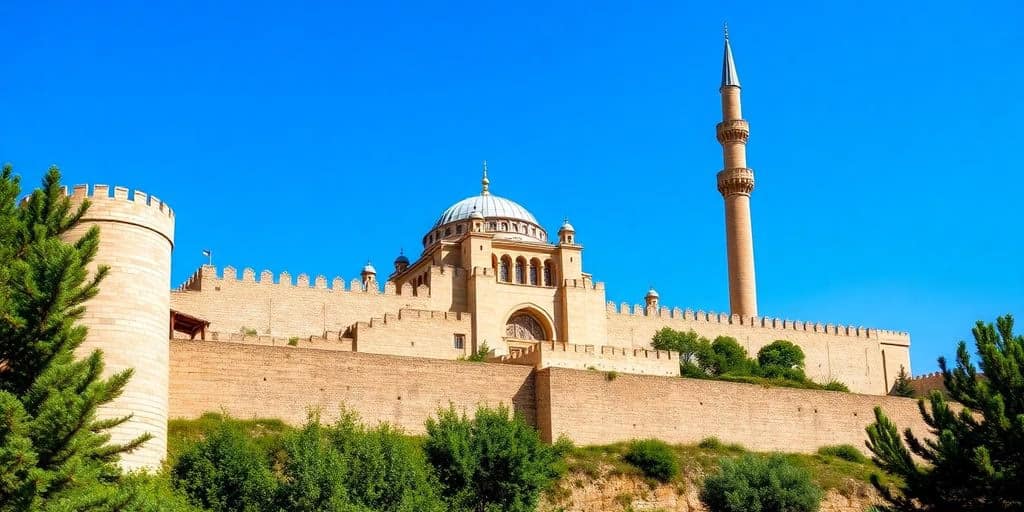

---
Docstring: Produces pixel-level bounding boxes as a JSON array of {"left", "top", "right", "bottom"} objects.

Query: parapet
[
  {"left": 66, "top": 184, "right": 175, "bottom": 246},
  {"left": 605, "top": 300, "right": 910, "bottom": 344},
  {"left": 174, "top": 264, "right": 425, "bottom": 297}
]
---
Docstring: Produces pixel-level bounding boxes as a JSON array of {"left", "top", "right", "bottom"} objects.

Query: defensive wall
[
  {"left": 604, "top": 303, "right": 912, "bottom": 396},
  {"left": 169, "top": 341, "right": 925, "bottom": 455},
  {"left": 495, "top": 341, "right": 678, "bottom": 377},
  {"left": 171, "top": 265, "right": 443, "bottom": 338}
]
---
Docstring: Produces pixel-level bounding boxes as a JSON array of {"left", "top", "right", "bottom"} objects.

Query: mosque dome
[
  {"left": 394, "top": 252, "right": 409, "bottom": 266},
  {"left": 362, "top": 261, "right": 376, "bottom": 274},
  {"left": 422, "top": 162, "right": 549, "bottom": 247}
]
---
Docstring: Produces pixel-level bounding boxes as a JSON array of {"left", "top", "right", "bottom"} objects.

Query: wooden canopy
[{"left": 170, "top": 309, "right": 210, "bottom": 340}]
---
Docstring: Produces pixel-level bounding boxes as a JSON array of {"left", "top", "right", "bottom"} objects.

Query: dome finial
[{"left": 481, "top": 160, "right": 490, "bottom": 196}]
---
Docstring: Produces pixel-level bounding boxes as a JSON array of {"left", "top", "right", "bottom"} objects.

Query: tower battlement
[
  {"left": 176, "top": 264, "right": 429, "bottom": 297},
  {"left": 67, "top": 184, "right": 175, "bottom": 246}
]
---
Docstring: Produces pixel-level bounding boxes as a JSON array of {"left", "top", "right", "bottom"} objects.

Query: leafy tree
[
  {"left": 757, "top": 340, "right": 805, "bottom": 370},
  {"left": 706, "top": 336, "right": 751, "bottom": 376},
  {"left": 624, "top": 439, "right": 679, "bottom": 482},
  {"left": 462, "top": 342, "right": 490, "bottom": 363},
  {"left": 423, "top": 404, "right": 567, "bottom": 512},
  {"left": 889, "top": 365, "right": 915, "bottom": 398},
  {"left": 172, "top": 421, "right": 276, "bottom": 512},
  {"left": 701, "top": 454, "right": 822, "bottom": 512},
  {"left": 866, "top": 315, "right": 1024, "bottom": 511},
  {"left": 652, "top": 328, "right": 713, "bottom": 376},
  {"left": 0, "top": 165, "right": 158, "bottom": 510}
]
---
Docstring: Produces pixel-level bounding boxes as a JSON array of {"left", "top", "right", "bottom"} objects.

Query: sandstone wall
[
  {"left": 171, "top": 265, "right": 434, "bottom": 338},
  {"left": 351, "top": 309, "right": 472, "bottom": 359},
  {"left": 605, "top": 305, "right": 911, "bottom": 395},
  {"left": 498, "top": 341, "right": 678, "bottom": 377},
  {"left": 536, "top": 367, "right": 928, "bottom": 454},
  {"left": 168, "top": 341, "right": 536, "bottom": 432}
]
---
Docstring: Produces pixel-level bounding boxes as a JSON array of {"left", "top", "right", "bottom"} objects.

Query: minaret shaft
[{"left": 716, "top": 35, "right": 758, "bottom": 319}]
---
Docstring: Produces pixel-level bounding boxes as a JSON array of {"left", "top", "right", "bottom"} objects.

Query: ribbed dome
[{"left": 433, "top": 194, "right": 539, "bottom": 228}]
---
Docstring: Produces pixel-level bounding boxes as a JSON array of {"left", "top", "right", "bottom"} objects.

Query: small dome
[
  {"left": 362, "top": 261, "right": 376, "bottom": 274},
  {"left": 559, "top": 218, "right": 575, "bottom": 232},
  {"left": 646, "top": 287, "right": 659, "bottom": 298},
  {"left": 394, "top": 252, "right": 409, "bottom": 265}
]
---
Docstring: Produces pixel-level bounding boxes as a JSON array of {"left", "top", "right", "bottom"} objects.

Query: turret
[
  {"left": 557, "top": 218, "right": 576, "bottom": 245},
  {"left": 393, "top": 250, "right": 409, "bottom": 273},
  {"left": 361, "top": 260, "right": 377, "bottom": 289},
  {"left": 645, "top": 287, "right": 660, "bottom": 310},
  {"left": 716, "top": 25, "right": 758, "bottom": 318},
  {"left": 62, "top": 184, "right": 175, "bottom": 471}
]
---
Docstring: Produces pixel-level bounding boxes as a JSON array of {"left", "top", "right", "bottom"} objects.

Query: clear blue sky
[{"left": 3, "top": 1, "right": 1021, "bottom": 374}]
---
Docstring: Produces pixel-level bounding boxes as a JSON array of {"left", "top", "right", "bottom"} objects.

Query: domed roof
[
  {"left": 362, "top": 261, "right": 376, "bottom": 274},
  {"left": 433, "top": 194, "right": 539, "bottom": 228},
  {"left": 394, "top": 250, "right": 409, "bottom": 265}
]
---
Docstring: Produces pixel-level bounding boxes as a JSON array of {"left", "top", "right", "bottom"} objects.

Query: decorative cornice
[
  {"left": 716, "top": 119, "right": 749, "bottom": 144},
  {"left": 717, "top": 167, "right": 755, "bottom": 196}
]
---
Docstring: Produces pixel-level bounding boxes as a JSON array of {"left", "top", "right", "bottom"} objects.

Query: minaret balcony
[
  {"left": 717, "top": 167, "right": 755, "bottom": 196},
  {"left": 716, "top": 119, "right": 750, "bottom": 144}
]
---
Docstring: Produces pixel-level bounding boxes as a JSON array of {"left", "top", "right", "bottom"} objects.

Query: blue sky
[{"left": 3, "top": 1, "right": 1021, "bottom": 374}]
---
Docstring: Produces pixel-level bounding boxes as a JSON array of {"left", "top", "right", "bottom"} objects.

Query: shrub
[
  {"left": 701, "top": 454, "right": 823, "bottom": 512},
  {"left": 240, "top": 326, "right": 258, "bottom": 336},
  {"left": 605, "top": 370, "right": 618, "bottom": 381},
  {"left": 273, "top": 416, "right": 350, "bottom": 511},
  {"left": 172, "top": 421, "right": 276, "bottom": 512},
  {"left": 706, "top": 336, "right": 750, "bottom": 375},
  {"left": 624, "top": 439, "right": 679, "bottom": 482},
  {"left": 424, "top": 404, "right": 565, "bottom": 512},
  {"left": 461, "top": 342, "right": 490, "bottom": 362},
  {"left": 817, "top": 444, "right": 867, "bottom": 463},
  {"left": 821, "top": 380, "right": 850, "bottom": 392},
  {"left": 287, "top": 336, "right": 299, "bottom": 346},
  {"left": 698, "top": 437, "right": 724, "bottom": 450}
]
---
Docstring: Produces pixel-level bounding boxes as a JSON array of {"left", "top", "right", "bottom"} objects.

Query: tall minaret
[{"left": 716, "top": 26, "right": 758, "bottom": 318}]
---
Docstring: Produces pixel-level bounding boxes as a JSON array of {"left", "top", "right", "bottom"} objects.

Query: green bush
[
  {"left": 821, "top": 380, "right": 850, "bottom": 392},
  {"left": 623, "top": 439, "right": 680, "bottom": 482},
  {"left": 424, "top": 404, "right": 565, "bottom": 512},
  {"left": 757, "top": 340, "right": 806, "bottom": 370},
  {"left": 701, "top": 454, "right": 823, "bottom": 512},
  {"left": 817, "top": 444, "right": 867, "bottom": 463},
  {"left": 171, "top": 421, "right": 277, "bottom": 512}
]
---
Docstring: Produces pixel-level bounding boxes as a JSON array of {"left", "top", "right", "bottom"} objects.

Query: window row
[
  {"left": 493, "top": 255, "right": 555, "bottom": 287},
  {"left": 423, "top": 221, "right": 548, "bottom": 246}
]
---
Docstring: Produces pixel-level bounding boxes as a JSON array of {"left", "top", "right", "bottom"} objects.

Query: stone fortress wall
[
  {"left": 169, "top": 340, "right": 927, "bottom": 455},
  {"left": 174, "top": 264, "right": 911, "bottom": 395},
  {"left": 63, "top": 184, "right": 175, "bottom": 471}
]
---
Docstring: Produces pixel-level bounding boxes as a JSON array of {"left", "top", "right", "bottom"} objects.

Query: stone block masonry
[
  {"left": 169, "top": 341, "right": 536, "bottom": 431},
  {"left": 170, "top": 341, "right": 927, "bottom": 456},
  {"left": 536, "top": 367, "right": 928, "bottom": 454}
]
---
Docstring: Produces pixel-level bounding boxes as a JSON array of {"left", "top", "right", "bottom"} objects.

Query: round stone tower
[{"left": 63, "top": 184, "right": 175, "bottom": 471}]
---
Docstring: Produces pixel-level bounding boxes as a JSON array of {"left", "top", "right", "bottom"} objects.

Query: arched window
[
  {"left": 505, "top": 312, "right": 547, "bottom": 340},
  {"left": 543, "top": 260, "right": 553, "bottom": 286},
  {"left": 456, "top": 224, "right": 463, "bottom": 235},
  {"left": 501, "top": 222, "right": 508, "bottom": 231},
  {"left": 514, "top": 258, "right": 526, "bottom": 284},
  {"left": 489, "top": 221, "right": 497, "bottom": 230},
  {"left": 445, "top": 227, "right": 451, "bottom": 236},
  {"left": 528, "top": 259, "right": 539, "bottom": 285},
  {"left": 499, "top": 256, "right": 511, "bottom": 282}
]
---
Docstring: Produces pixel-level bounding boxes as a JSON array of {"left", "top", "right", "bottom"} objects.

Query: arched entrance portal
[{"left": 505, "top": 312, "right": 548, "bottom": 341}]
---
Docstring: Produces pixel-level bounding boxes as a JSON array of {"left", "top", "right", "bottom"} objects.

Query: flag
[{"left": 202, "top": 249, "right": 211, "bottom": 257}]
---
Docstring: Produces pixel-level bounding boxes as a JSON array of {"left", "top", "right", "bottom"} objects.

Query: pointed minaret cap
[{"left": 721, "top": 23, "right": 741, "bottom": 88}]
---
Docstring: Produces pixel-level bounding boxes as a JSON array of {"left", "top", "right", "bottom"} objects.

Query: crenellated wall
[
  {"left": 171, "top": 265, "right": 437, "bottom": 338},
  {"left": 350, "top": 308, "right": 472, "bottom": 359},
  {"left": 495, "top": 341, "right": 678, "bottom": 377},
  {"left": 604, "top": 302, "right": 911, "bottom": 395}
]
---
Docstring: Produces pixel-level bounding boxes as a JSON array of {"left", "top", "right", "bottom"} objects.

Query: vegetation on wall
[
  {"left": 622, "top": 439, "right": 679, "bottom": 482},
  {"left": 0, "top": 165, "right": 188, "bottom": 510},
  {"left": 866, "top": 315, "right": 1024, "bottom": 511},
  {"left": 650, "top": 327, "right": 849, "bottom": 392},
  {"left": 888, "top": 365, "right": 915, "bottom": 397}
]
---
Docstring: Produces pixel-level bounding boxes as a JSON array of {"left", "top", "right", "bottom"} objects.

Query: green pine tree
[
  {"left": 0, "top": 165, "right": 155, "bottom": 510},
  {"left": 890, "top": 365, "right": 915, "bottom": 398},
  {"left": 866, "top": 315, "right": 1024, "bottom": 511}
]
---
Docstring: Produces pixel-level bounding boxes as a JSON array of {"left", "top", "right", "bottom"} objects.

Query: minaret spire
[
  {"left": 481, "top": 160, "right": 490, "bottom": 195},
  {"left": 721, "top": 23, "right": 741, "bottom": 88},
  {"left": 715, "top": 28, "right": 758, "bottom": 318}
]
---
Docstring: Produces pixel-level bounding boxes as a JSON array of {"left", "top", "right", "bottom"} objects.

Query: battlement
[
  {"left": 561, "top": 276, "right": 606, "bottom": 291},
  {"left": 175, "top": 265, "right": 429, "bottom": 297},
  {"left": 605, "top": 301, "right": 910, "bottom": 343},
  {"left": 66, "top": 183, "right": 175, "bottom": 245},
  {"left": 495, "top": 340, "right": 677, "bottom": 377}
]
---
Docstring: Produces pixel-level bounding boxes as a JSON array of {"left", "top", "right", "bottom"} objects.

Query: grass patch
[{"left": 817, "top": 444, "right": 868, "bottom": 463}]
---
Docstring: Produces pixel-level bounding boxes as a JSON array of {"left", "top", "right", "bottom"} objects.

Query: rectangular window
[{"left": 453, "top": 334, "right": 466, "bottom": 350}]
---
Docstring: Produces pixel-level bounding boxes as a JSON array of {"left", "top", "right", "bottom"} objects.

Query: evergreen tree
[
  {"left": 0, "top": 165, "right": 153, "bottom": 510},
  {"left": 890, "top": 365, "right": 915, "bottom": 398},
  {"left": 866, "top": 315, "right": 1024, "bottom": 511}
]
